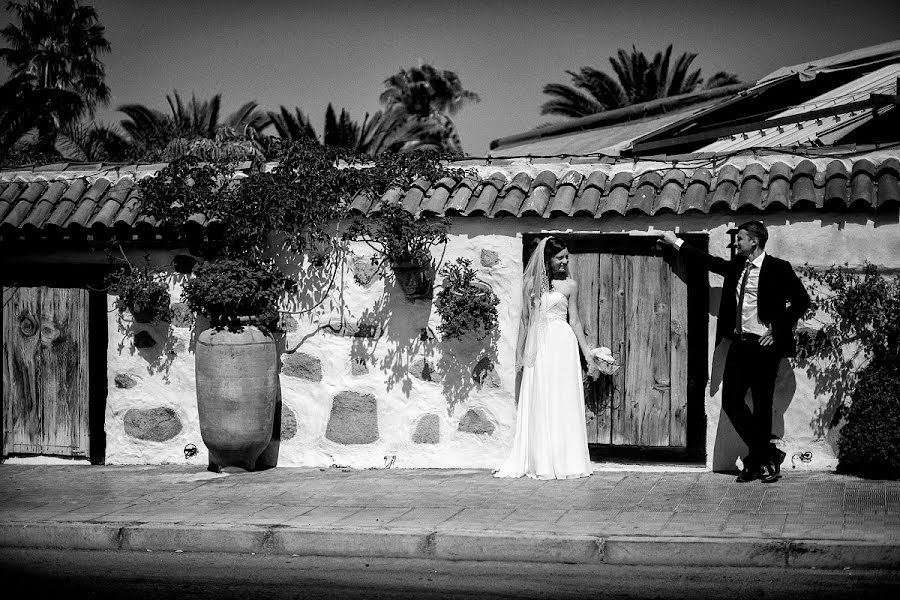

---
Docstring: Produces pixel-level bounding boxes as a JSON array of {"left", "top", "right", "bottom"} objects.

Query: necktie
[{"left": 736, "top": 262, "right": 754, "bottom": 334}]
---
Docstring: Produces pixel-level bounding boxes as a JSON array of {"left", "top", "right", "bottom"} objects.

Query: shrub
[
  {"left": 798, "top": 262, "right": 900, "bottom": 478},
  {"left": 837, "top": 362, "right": 900, "bottom": 479},
  {"left": 182, "top": 259, "right": 294, "bottom": 333},
  {"left": 435, "top": 258, "right": 499, "bottom": 341},
  {"left": 106, "top": 259, "right": 172, "bottom": 323}
]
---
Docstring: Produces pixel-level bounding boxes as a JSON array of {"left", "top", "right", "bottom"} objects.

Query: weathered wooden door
[
  {"left": 2, "top": 286, "right": 90, "bottom": 458},
  {"left": 569, "top": 241, "right": 689, "bottom": 448}
]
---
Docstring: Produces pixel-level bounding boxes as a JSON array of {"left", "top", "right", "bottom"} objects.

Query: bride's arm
[{"left": 566, "top": 279, "right": 593, "bottom": 359}]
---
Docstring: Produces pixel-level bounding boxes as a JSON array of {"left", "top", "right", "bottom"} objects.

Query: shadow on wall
[
  {"left": 349, "top": 277, "right": 436, "bottom": 397},
  {"left": 710, "top": 339, "right": 799, "bottom": 473},
  {"left": 437, "top": 329, "right": 500, "bottom": 417},
  {"left": 115, "top": 313, "right": 177, "bottom": 381}
]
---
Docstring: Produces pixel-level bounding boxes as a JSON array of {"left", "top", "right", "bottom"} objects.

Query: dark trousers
[{"left": 722, "top": 336, "right": 781, "bottom": 465}]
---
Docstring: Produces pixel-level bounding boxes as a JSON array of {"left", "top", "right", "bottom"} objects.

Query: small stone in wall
[
  {"left": 319, "top": 318, "right": 383, "bottom": 339},
  {"left": 123, "top": 407, "right": 183, "bottom": 442},
  {"left": 351, "top": 256, "right": 381, "bottom": 287},
  {"left": 458, "top": 408, "right": 495, "bottom": 436},
  {"left": 412, "top": 413, "right": 440, "bottom": 444},
  {"left": 133, "top": 330, "right": 156, "bottom": 349},
  {"left": 480, "top": 249, "right": 500, "bottom": 267},
  {"left": 170, "top": 303, "right": 194, "bottom": 328},
  {"left": 326, "top": 391, "right": 378, "bottom": 444},
  {"left": 280, "top": 315, "right": 298, "bottom": 332},
  {"left": 472, "top": 357, "right": 501, "bottom": 388},
  {"left": 282, "top": 352, "right": 323, "bottom": 382},
  {"left": 280, "top": 403, "right": 298, "bottom": 441},
  {"left": 351, "top": 358, "right": 369, "bottom": 376},
  {"left": 410, "top": 358, "right": 437, "bottom": 382},
  {"left": 114, "top": 373, "right": 138, "bottom": 389}
]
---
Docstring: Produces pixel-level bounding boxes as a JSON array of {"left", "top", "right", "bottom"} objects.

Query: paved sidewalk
[{"left": 1, "top": 465, "right": 899, "bottom": 569}]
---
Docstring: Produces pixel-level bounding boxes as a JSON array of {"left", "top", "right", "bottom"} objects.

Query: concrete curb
[{"left": 1, "top": 521, "right": 898, "bottom": 569}]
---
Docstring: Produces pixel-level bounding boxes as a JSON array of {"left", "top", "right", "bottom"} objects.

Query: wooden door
[
  {"left": 2, "top": 286, "right": 90, "bottom": 457},
  {"left": 570, "top": 245, "right": 688, "bottom": 448}
]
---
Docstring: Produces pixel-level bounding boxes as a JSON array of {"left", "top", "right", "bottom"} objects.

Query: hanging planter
[
  {"left": 391, "top": 255, "right": 436, "bottom": 300},
  {"left": 435, "top": 258, "right": 500, "bottom": 341},
  {"left": 344, "top": 202, "right": 450, "bottom": 302},
  {"left": 106, "top": 258, "right": 173, "bottom": 324}
]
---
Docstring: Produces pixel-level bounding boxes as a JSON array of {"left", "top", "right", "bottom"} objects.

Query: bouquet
[{"left": 586, "top": 346, "right": 620, "bottom": 380}]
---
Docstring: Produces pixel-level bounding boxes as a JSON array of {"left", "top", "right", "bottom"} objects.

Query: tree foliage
[
  {"left": 541, "top": 45, "right": 740, "bottom": 118},
  {"left": 797, "top": 263, "right": 900, "bottom": 478}
]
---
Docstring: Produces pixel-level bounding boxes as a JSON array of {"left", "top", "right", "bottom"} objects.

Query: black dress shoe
[
  {"left": 736, "top": 465, "right": 763, "bottom": 482},
  {"left": 761, "top": 450, "right": 787, "bottom": 483}
]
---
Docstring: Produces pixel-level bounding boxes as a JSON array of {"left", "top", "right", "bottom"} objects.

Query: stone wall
[{"left": 102, "top": 211, "right": 900, "bottom": 472}]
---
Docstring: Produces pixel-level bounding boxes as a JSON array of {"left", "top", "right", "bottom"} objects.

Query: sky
[{"left": 1, "top": 0, "right": 898, "bottom": 156}]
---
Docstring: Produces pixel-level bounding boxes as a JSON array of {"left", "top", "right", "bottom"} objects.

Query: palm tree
[
  {"left": 0, "top": 0, "right": 111, "bottom": 119},
  {"left": 541, "top": 45, "right": 739, "bottom": 118},
  {"left": 0, "top": 71, "right": 83, "bottom": 156},
  {"left": 378, "top": 64, "right": 479, "bottom": 153},
  {"left": 118, "top": 91, "right": 269, "bottom": 159}
]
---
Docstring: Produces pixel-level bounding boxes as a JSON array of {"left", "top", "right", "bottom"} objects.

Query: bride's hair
[{"left": 543, "top": 237, "right": 568, "bottom": 274}]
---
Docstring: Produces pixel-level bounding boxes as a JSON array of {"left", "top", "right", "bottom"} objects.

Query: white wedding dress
[{"left": 494, "top": 290, "right": 593, "bottom": 480}]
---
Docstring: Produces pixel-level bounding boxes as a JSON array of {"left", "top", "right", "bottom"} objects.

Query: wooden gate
[
  {"left": 568, "top": 237, "right": 690, "bottom": 448},
  {"left": 2, "top": 286, "right": 90, "bottom": 458}
]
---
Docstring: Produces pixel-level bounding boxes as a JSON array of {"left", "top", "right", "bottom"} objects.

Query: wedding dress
[{"left": 494, "top": 289, "right": 593, "bottom": 480}]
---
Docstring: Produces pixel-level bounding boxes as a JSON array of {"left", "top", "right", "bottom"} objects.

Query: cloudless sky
[{"left": 2, "top": 0, "right": 898, "bottom": 155}]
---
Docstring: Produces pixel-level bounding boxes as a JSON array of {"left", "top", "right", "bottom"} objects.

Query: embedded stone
[
  {"left": 352, "top": 256, "right": 381, "bottom": 287},
  {"left": 133, "top": 331, "right": 156, "bottom": 348},
  {"left": 472, "top": 356, "right": 501, "bottom": 388},
  {"left": 326, "top": 391, "right": 378, "bottom": 444},
  {"left": 280, "top": 403, "right": 298, "bottom": 441},
  {"left": 114, "top": 373, "right": 138, "bottom": 389},
  {"left": 351, "top": 358, "right": 369, "bottom": 376},
  {"left": 170, "top": 302, "right": 194, "bottom": 328},
  {"left": 123, "top": 407, "right": 182, "bottom": 442},
  {"left": 282, "top": 352, "right": 322, "bottom": 382},
  {"left": 412, "top": 413, "right": 440, "bottom": 444},
  {"left": 320, "top": 318, "right": 383, "bottom": 338},
  {"left": 281, "top": 315, "right": 298, "bottom": 332},
  {"left": 458, "top": 408, "right": 495, "bottom": 435},
  {"left": 480, "top": 249, "right": 500, "bottom": 267},
  {"left": 410, "top": 358, "right": 437, "bottom": 382}
]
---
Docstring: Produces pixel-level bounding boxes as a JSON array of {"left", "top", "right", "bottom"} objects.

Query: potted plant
[
  {"left": 345, "top": 201, "right": 449, "bottom": 300},
  {"left": 435, "top": 258, "right": 499, "bottom": 341},
  {"left": 106, "top": 258, "right": 173, "bottom": 324}
]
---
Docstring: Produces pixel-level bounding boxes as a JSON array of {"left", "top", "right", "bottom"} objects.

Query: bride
[{"left": 494, "top": 237, "right": 595, "bottom": 480}]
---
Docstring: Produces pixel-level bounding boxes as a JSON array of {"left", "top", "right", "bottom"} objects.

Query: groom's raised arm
[{"left": 656, "top": 231, "right": 730, "bottom": 276}]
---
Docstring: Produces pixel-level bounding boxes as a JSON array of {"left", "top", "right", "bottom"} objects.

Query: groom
[{"left": 658, "top": 222, "right": 810, "bottom": 482}]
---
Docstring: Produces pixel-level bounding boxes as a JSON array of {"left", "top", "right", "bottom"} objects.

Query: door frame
[
  {"left": 522, "top": 232, "right": 709, "bottom": 463},
  {"left": 1, "top": 261, "right": 111, "bottom": 464}
]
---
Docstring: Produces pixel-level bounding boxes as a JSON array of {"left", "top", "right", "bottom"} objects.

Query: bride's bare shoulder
[{"left": 555, "top": 278, "right": 577, "bottom": 294}]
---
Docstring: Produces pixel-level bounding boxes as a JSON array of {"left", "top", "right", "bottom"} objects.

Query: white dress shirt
[
  {"left": 672, "top": 238, "right": 769, "bottom": 336},
  {"left": 737, "top": 252, "right": 768, "bottom": 336}
]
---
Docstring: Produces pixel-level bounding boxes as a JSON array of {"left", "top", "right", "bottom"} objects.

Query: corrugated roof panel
[{"left": 700, "top": 63, "right": 900, "bottom": 152}]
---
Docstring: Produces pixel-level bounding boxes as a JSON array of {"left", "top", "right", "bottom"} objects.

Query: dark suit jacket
[{"left": 678, "top": 241, "right": 811, "bottom": 357}]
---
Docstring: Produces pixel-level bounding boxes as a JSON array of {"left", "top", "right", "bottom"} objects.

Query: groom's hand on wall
[{"left": 655, "top": 231, "right": 680, "bottom": 246}]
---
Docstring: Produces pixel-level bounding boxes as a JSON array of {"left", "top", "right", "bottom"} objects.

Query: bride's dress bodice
[{"left": 542, "top": 290, "right": 569, "bottom": 322}]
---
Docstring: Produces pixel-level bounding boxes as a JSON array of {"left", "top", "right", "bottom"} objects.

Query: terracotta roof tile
[
  {"left": 520, "top": 182, "right": 551, "bottom": 216},
  {"left": 466, "top": 183, "right": 498, "bottom": 216},
  {"left": 876, "top": 158, "right": 900, "bottom": 208},
  {"left": 493, "top": 186, "right": 525, "bottom": 217},
  {"left": 1, "top": 153, "right": 898, "bottom": 239},
  {"left": 738, "top": 164, "right": 766, "bottom": 211},
  {"left": 656, "top": 170, "right": 686, "bottom": 214},
  {"left": 790, "top": 160, "right": 819, "bottom": 209}
]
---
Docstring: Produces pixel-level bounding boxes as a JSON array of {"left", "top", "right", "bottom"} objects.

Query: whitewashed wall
[{"left": 103, "top": 210, "right": 900, "bottom": 472}]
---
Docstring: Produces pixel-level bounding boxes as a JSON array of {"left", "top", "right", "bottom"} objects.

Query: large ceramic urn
[{"left": 195, "top": 325, "right": 277, "bottom": 471}]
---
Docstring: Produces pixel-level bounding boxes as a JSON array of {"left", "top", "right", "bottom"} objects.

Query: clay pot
[
  {"left": 391, "top": 256, "right": 435, "bottom": 300},
  {"left": 195, "top": 325, "right": 277, "bottom": 471}
]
